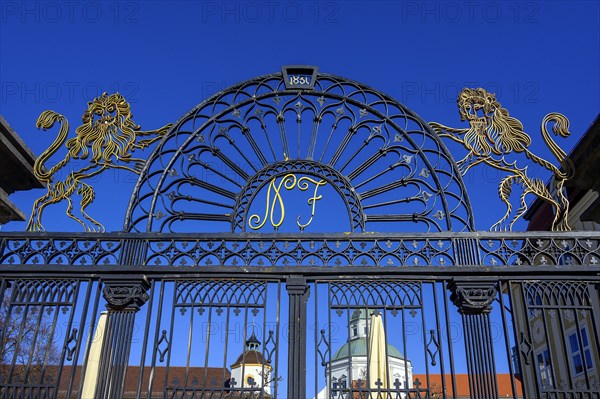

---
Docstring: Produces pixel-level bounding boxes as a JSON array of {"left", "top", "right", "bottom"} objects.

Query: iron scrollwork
[
  {"left": 0, "top": 232, "right": 599, "bottom": 267},
  {"left": 125, "top": 69, "right": 475, "bottom": 233}
]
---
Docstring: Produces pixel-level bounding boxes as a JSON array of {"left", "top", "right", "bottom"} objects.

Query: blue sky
[{"left": 1, "top": 0, "right": 599, "bottom": 233}]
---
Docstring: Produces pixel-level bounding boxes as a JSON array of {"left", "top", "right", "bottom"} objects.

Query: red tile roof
[
  {"left": 53, "top": 365, "right": 230, "bottom": 398},
  {"left": 412, "top": 374, "right": 523, "bottom": 398}
]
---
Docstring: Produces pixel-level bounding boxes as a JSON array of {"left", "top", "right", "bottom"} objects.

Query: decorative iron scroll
[
  {"left": 523, "top": 281, "right": 592, "bottom": 307},
  {"left": 0, "top": 232, "right": 598, "bottom": 267},
  {"left": 175, "top": 280, "right": 266, "bottom": 306},
  {"left": 26, "top": 92, "right": 172, "bottom": 233},
  {"left": 430, "top": 88, "right": 574, "bottom": 232},
  {"left": 8, "top": 279, "right": 76, "bottom": 304},
  {"left": 329, "top": 281, "right": 422, "bottom": 308},
  {"left": 125, "top": 68, "right": 474, "bottom": 233}
]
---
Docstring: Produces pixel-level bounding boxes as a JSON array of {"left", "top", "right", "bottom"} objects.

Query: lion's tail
[
  {"left": 34, "top": 110, "right": 70, "bottom": 182},
  {"left": 526, "top": 112, "right": 574, "bottom": 180}
]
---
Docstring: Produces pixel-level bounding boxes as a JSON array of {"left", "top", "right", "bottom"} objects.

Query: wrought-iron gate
[
  {"left": 1, "top": 67, "right": 599, "bottom": 399},
  {"left": 1, "top": 233, "right": 598, "bottom": 398}
]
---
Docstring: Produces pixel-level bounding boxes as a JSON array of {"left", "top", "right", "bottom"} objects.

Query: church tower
[
  {"left": 316, "top": 310, "right": 413, "bottom": 398},
  {"left": 229, "top": 332, "right": 272, "bottom": 396}
]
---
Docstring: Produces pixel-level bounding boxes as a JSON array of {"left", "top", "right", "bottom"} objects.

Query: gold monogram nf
[
  {"left": 430, "top": 88, "right": 574, "bottom": 231},
  {"left": 249, "top": 174, "right": 327, "bottom": 231},
  {"left": 27, "top": 92, "right": 172, "bottom": 232}
]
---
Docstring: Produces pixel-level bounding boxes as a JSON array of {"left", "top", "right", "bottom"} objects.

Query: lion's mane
[
  {"left": 66, "top": 92, "right": 140, "bottom": 163},
  {"left": 457, "top": 88, "right": 532, "bottom": 156}
]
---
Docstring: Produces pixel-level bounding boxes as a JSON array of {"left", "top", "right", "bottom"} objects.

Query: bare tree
[
  {"left": 429, "top": 382, "right": 443, "bottom": 398},
  {"left": 0, "top": 294, "right": 60, "bottom": 385}
]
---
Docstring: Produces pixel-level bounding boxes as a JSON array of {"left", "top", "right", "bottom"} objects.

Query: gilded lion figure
[
  {"left": 430, "top": 88, "right": 574, "bottom": 231},
  {"left": 27, "top": 92, "right": 172, "bottom": 232}
]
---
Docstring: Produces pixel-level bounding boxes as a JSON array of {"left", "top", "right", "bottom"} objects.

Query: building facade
[{"left": 0, "top": 115, "right": 43, "bottom": 224}]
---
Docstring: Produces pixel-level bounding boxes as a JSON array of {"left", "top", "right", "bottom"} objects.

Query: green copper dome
[{"left": 332, "top": 338, "right": 404, "bottom": 361}]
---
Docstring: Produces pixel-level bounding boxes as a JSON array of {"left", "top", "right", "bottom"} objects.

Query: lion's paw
[{"left": 26, "top": 222, "right": 46, "bottom": 233}]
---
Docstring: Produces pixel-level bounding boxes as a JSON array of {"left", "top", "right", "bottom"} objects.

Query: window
[
  {"left": 339, "top": 377, "right": 347, "bottom": 389},
  {"left": 568, "top": 326, "right": 594, "bottom": 376},
  {"left": 535, "top": 348, "right": 553, "bottom": 389},
  {"left": 332, "top": 375, "right": 347, "bottom": 397},
  {"left": 352, "top": 326, "right": 358, "bottom": 337},
  {"left": 331, "top": 377, "right": 338, "bottom": 396},
  {"left": 338, "top": 374, "right": 347, "bottom": 387}
]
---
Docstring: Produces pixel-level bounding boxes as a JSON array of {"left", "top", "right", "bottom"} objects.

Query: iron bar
[
  {"left": 498, "top": 281, "right": 520, "bottom": 399},
  {"left": 286, "top": 277, "right": 309, "bottom": 399}
]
